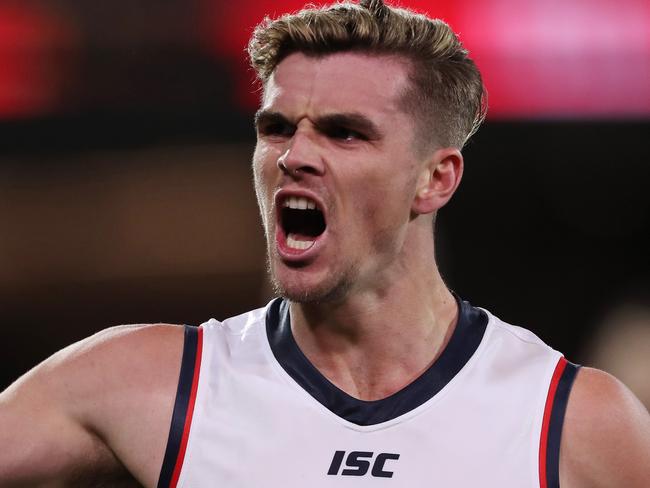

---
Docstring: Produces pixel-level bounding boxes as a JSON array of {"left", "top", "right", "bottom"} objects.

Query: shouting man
[{"left": 1, "top": 1, "right": 649, "bottom": 487}]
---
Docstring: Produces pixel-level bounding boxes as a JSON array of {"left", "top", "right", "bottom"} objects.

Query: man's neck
[{"left": 288, "top": 266, "right": 458, "bottom": 401}]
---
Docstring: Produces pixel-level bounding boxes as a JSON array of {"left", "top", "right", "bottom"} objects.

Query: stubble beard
[{"left": 266, "top": 250, "right": 357, "bottom": 305}]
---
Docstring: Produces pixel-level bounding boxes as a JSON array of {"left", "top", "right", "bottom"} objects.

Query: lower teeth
[{"left": 287, "top": 233, "right": 314, "bottom": 250}]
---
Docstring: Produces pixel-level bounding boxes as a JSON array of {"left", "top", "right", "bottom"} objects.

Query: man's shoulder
[
  {"left": 36, "top": 323, "right": 185, "bottom": 390},
  {"left": 12, "top": 323, "right": 185, "bottom": 393},
  {"left": 206, "top": 299, "right": 275, "bottom": 337},
  {"left": 477, "top": 305, "right": 561, "bottom": 362},
  {"left": 561, "top": 367, "right": 650, "bottom": 488},
  {"left": 23, "top": 322, "right": 187, "bottom": 440}
]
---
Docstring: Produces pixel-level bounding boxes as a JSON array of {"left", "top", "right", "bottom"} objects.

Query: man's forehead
[{"left": 261, "top": 51, "right": 412, "bottom": 118}]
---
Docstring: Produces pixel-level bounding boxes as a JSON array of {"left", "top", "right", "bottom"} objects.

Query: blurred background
[{"left": 1, "top": 0, "right": 649, "bottom": 404}]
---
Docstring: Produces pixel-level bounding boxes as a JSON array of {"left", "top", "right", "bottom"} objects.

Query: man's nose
[{"left": 277, "top": 130, "right": 325, "bottom": 177}]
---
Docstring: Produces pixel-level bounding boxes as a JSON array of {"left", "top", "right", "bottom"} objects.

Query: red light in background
[
  {"left": 455, "top": 0, "right": 650, "bottom": 117},
  {"left": 199, "top": 0, "right": 313, "bottom": 109},
  {"left": 0, "top": 5, "right": 77, "bottom": 119},
  {"left": 200, "top": 0, "right": 650, "bottom": 118}
]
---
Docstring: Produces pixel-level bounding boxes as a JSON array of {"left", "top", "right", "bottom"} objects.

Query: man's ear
[{"left": 412, "top": 148, "right": 464, "bottom": 215}]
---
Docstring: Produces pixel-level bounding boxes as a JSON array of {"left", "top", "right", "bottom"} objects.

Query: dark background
[{"left": 1, "top": 0, "right": 649, "bottom": 393}]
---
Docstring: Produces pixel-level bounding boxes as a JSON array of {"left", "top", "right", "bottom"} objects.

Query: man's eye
[
  {"left": 259, "top": 123, "right": 295, "bottom": 137},
  {"left": 328, "top": 126, "right": 365, "bottom": 141}
]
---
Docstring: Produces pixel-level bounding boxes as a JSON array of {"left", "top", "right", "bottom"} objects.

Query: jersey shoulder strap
[{"left": 157, "top": 325, "right": 204, "bottom": 488}]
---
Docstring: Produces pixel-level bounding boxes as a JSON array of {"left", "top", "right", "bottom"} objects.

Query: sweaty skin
[{"left": 0, "top": 51, "right": 649, "bottom": 487}]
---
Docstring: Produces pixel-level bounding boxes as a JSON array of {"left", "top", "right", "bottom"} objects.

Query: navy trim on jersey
[
  {"left": 545, "top": 361, "right": 580, "bottom": 488},
  {"left": 157, "top": 325, "right": 199, "bottom": 488},
  {"left": 266, "top": 295, "right": 488, "bottom": 426}
]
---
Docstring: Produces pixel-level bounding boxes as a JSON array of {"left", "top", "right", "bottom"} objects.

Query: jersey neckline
[{"left": 265, "top": 294, "right": 488, "bottom": 426}]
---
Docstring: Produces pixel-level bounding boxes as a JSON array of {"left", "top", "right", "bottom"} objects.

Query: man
[{"left": 1, "top": 0, "right": 649, "bottom": 486}]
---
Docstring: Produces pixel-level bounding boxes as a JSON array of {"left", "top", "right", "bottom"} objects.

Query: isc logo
[{"left": 327, "top": 450, "right": 400, "bottom": 478}]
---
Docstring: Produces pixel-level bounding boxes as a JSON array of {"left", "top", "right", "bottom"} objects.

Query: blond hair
[{"left": 248, "top": 0, "right": 487, "bottom": 150}]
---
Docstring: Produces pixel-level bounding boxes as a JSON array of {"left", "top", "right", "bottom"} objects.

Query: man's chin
[
  {"left": 270, "top": 273, "right": 352, "bottom": 305},
  {"left": 267, "top": 253, "right": 357, "bottom": 304}
]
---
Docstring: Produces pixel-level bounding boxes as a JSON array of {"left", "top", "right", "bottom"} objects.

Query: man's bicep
[
  {"left": 0, "top": 323, "right": 184, "bottom": 487},
  {"left": 560, "top": 367, "right": 650, "bottom": 488},
  {"left": 0, "top": 359, "right": 123, "bottom": 486}
]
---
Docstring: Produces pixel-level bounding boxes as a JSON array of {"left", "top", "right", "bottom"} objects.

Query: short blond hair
[{"left": 248, "top": 0, "right": 487, "bottom": 150}]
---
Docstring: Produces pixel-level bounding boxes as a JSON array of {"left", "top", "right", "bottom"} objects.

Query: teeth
[
  {"left": 287, "top": 233, "right": 314, "bottom": 250},
  {"left": 283, "top": 196, "right": 317, "bottom": 210}
]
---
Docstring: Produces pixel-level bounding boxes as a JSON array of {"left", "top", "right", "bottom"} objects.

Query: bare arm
[
  {"left": 561, "top": 367, "right": 650, "bottom": 488},
  {"left": 0, "top": 324, "right": 184, "bottom": 488}
]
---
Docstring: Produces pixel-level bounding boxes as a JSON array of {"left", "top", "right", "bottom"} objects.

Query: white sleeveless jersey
[{"left": 157, "top": 297, "right": 579, "bottom": 488}]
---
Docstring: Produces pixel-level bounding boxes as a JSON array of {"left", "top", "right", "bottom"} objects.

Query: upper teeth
[{"left": 283, "top": 196, "right": 317, "bottom": 210}]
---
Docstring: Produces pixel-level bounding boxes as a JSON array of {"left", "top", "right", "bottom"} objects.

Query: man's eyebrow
[
  {"left": 254, "top": 110, "right": 290, "bottom": 128},
  {"left": 315, "top": 113, "right": 382, "bottom": 139}
]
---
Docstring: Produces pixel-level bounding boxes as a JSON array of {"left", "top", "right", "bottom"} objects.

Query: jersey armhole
[
  {"left": 157, "top": 325, "right": 203, "bottom": 488},
  {"left": 538, "top": 357, "right": 580, "bottom": 488}
]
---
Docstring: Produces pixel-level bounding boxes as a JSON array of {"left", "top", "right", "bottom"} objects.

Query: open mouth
[{"left": 280, "top": 196, "right": 326, "bottom": 251}]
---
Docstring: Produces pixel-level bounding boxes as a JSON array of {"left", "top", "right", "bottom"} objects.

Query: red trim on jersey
[
  {"left": 169, "top": 326, "right": 203, "bottom": 488},
  {"left": 538, "top": 357, "right": 567, "bottom": 488}
]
